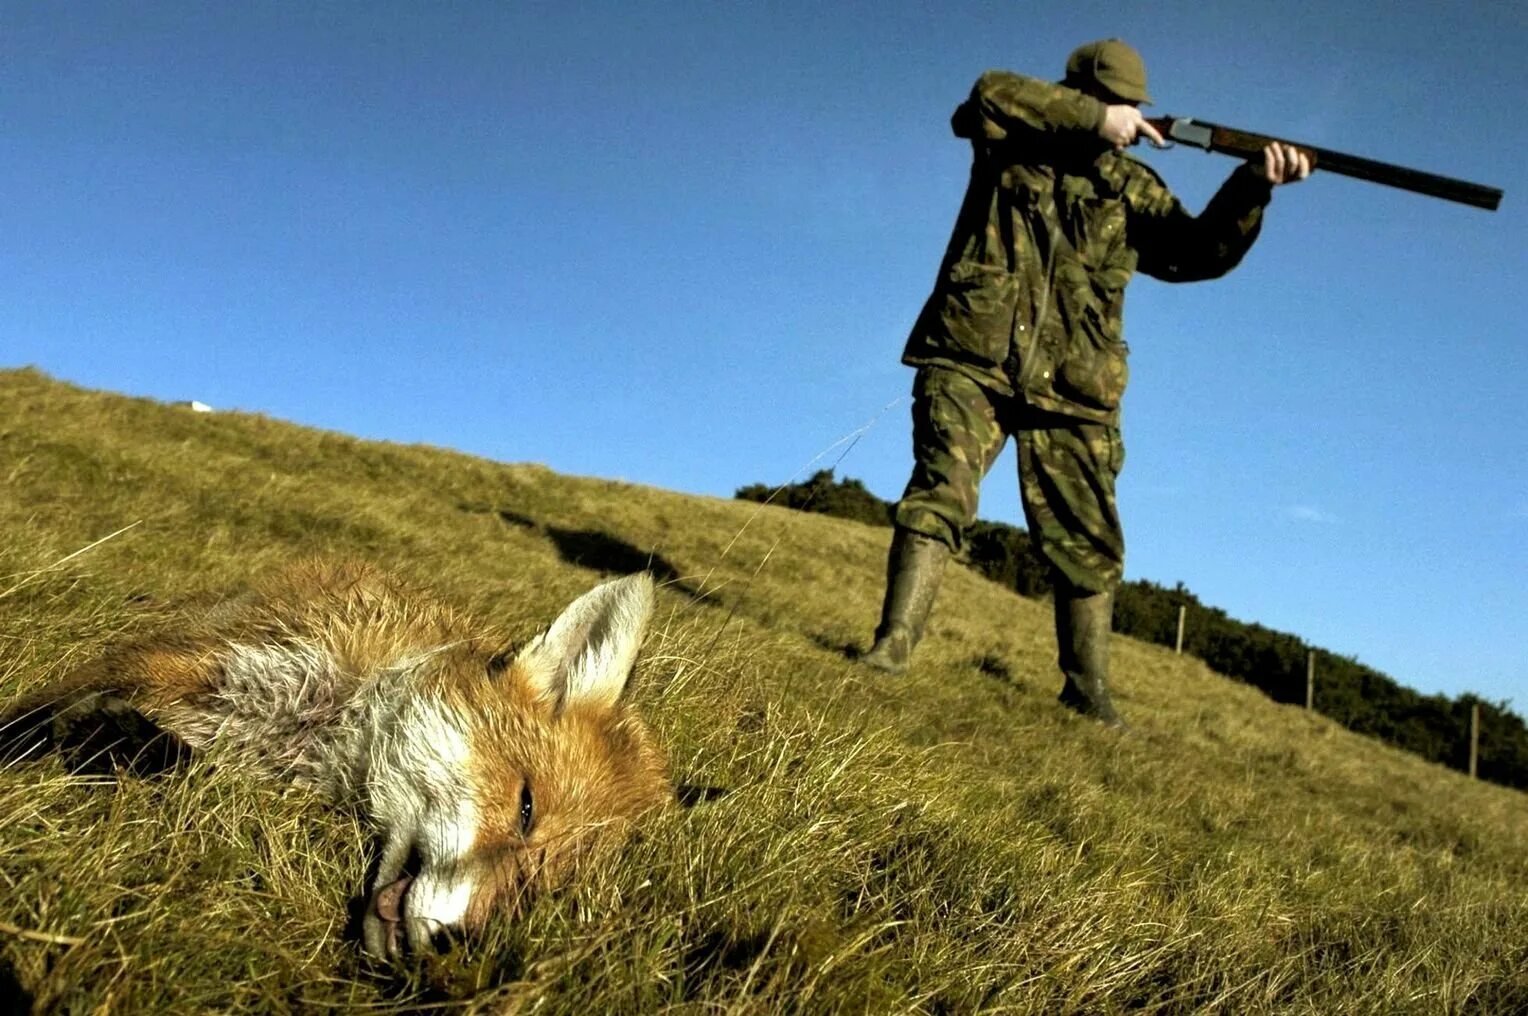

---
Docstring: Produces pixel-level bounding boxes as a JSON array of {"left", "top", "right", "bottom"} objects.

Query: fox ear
[{"left": 517, "top": 573, "right": 654, "bottom": 712}]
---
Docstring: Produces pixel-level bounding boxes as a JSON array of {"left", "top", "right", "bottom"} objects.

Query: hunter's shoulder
[{"left": 971, "top": 68, "right": 1070, "bottom": 97}]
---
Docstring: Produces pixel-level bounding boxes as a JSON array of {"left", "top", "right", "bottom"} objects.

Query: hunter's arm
[
  {"left": 1126, "top": 162, "right": 1274, "bottom": 283},
  {"left": 951, "top": 70, "right": 1108, "bottom": 142}
]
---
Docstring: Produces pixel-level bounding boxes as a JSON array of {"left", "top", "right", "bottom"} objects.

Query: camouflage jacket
[{"left": 902, "top": 70, "right": 1275, "bottom": 425}]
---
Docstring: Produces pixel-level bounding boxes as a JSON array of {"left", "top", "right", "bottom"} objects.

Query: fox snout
[
  {"left": 364, "top": 838, "right": 552, "bottom": 957},
  {"left": 361, "top": 816, "right": 543, "bottom": 958},
  {"left": 365, "top": 857, "right": 515, "bottom": 958}
]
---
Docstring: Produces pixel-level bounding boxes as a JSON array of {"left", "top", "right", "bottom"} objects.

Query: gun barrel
[
  {"left": 1149, "top": 117, "right": 1502, "bottom": 212},
  {"left": 1301, "top": 144, "right": 1501, "bottom": 211}
]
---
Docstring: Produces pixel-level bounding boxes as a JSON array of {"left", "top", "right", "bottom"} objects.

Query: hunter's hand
[
  {"left": 1099, "top": 105, "right": 1164, "bottom": 149},
  {"left": 1253, "top": 142, "right": 1313, "bottom": 184}
]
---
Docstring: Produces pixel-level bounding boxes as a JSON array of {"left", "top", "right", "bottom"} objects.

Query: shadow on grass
[
  {"left": 0, "top": 956, "right": 33, "bottom": 1015},
  {"left": 972, "top": 652, "right": 1028, "bottom": 692},
  {"left": 458, "top": 503, "right": 700, "bottom": 598},
  {"left": 1, "top": 695, "right": 190, "bottom": 778},
  {"left": 544, "top": 527, "right": 684, "bottom": 588},
  {"left": 675, "top": 784, "right": 729, "bottom": 808},
  {"left": 683, "top": 927, "right": 778, "bottom": 988},
  {"left": 808, "top": 631, "right": 868, "bottom": 662},
  {"left": 489, "top": 508, "right": 538, "bottom": 530}
]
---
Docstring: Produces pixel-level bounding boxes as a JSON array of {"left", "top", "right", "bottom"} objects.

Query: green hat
[{"left": 1064, "top": 38, "right": 1152, "bottom": 105}]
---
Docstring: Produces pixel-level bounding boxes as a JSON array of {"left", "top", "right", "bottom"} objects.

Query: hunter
[{"left": 862, "top": 40, "right": 1311, "bottom": 725}]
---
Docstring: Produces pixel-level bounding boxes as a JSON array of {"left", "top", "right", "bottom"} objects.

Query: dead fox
[{"left": 1, "top": 560, "right": 670, "bottom": 958}]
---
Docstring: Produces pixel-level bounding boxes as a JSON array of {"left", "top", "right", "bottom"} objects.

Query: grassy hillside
[{"left": 1, "top": 366, "right": 1524, "bottom": 1014}]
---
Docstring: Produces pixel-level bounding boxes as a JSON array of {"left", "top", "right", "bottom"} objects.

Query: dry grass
[{"left": 1, "top": 366, "right": 1525, "bottom": 1014}]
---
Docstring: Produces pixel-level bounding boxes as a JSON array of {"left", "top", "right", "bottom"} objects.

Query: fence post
[
  {"left": 1174, "top": 605, "right": 1186, "bottom": 654},
  {"left": 1470, "top": 703, "right": 1480, "bottom": 779},
  {"left": 1305, "top": 651, "right": 1315, "bottom": 710}
]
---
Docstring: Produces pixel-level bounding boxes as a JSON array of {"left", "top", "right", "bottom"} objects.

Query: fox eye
[{"left": 519, "top": 781, "right": 535, "bottom": 836}]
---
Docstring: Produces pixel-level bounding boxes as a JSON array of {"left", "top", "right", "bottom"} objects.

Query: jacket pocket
[
  {"left": 1053, "top": 258, "right": 1130, "bottom": 411},
  {"left": 1059, "top": 185, "right": 1127, "bottom": 267},
  {"left": 928, "top": 260, "right": 1021, "bottom": 368},
  {"left": 1056, "top": 341, "right": 1129, "bottom": 412}
]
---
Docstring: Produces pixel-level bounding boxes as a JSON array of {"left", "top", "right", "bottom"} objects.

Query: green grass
[{"left": 2, "top": 366, "right": 1525, "bottom": 1014}]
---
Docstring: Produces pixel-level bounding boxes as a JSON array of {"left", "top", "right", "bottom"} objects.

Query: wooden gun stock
[{"left": 1144, "top": 117, "right": 1502, "bottom": 212}]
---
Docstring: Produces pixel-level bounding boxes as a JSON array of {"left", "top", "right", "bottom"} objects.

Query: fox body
[{"left": 3, "top": 561, "right": 669, "bottom": 957}]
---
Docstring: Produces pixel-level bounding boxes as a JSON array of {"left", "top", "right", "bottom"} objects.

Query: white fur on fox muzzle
[{"left": 401, "top": 870, "right": 475, "bottom": 951}]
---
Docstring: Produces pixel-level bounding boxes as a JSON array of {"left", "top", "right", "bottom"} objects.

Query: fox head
[{"left": 361, "top": 573, "right": 668, "bottom": 958}]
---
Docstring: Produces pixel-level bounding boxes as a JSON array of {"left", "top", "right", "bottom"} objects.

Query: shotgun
[{"left": 1143, "top": 117, "right": 1502, "bottom": 211}]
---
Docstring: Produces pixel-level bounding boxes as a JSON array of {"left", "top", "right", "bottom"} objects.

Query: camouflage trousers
[{"left": 893, "top": 366, "right": 1125, "bottom": 594}]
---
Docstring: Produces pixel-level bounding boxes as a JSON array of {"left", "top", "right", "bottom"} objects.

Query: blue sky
[{"left": 4, "top": 2, "right": 1523, "bottom": 709}]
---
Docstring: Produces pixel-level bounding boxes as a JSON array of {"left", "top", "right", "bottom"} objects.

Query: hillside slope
[{"left": 1, "top": 367, "right": 1524, "bottom": 1014}]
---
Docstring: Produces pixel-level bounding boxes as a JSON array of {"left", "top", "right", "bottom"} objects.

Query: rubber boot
[
  {"left": 860, "top": 529, "right": 949, "bottom": 675},
  {"left": 1054, "top": 586, "right": 1126, "bottom": 727}
]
